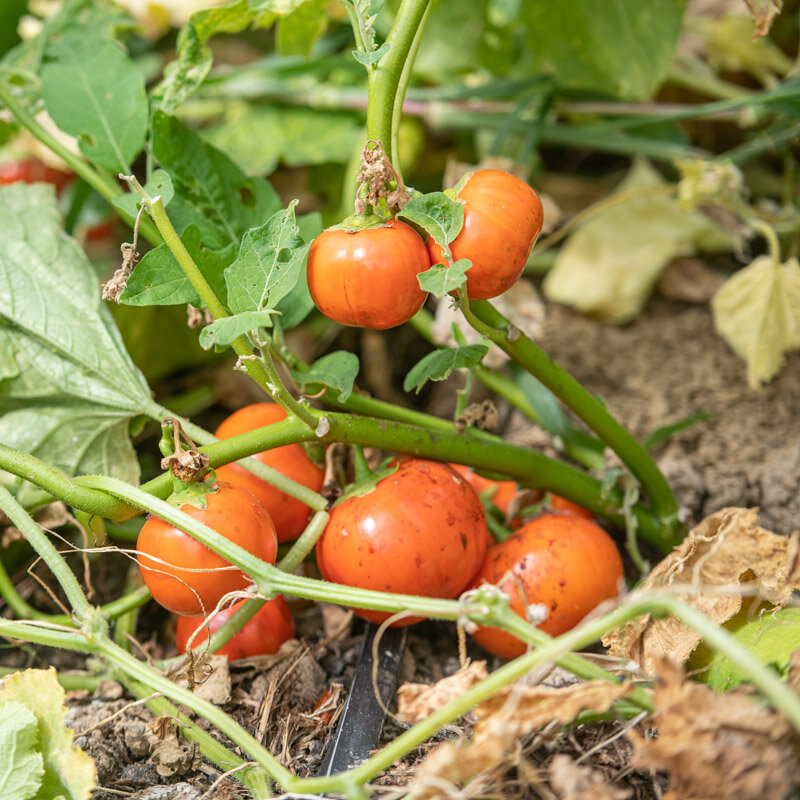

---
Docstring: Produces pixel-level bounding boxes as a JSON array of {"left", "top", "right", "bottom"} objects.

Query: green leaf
[
  {"left": 712, "top": 254, "right": 800, "bottom": 388},
  {"left": 643, "top": 410, "right": 716, "bottom": 451},
  {"left": 150, "top": 24, "right": 213, "bottom": 114},
  {"left": 352, "top": 41, "right": 391, "bottom": 65},
  {"left": 191, "top": 0, "right": 255, "bottom": 42},
  {"left": 0, "top": 669, "right": 96, "bottom": 800},
  {"left": 40, "top": 33, "right": 147, "bottom": 172},
  {"left": 404, "top": 343, "right": 488, "bottom": 394},
  {"left": 398, "top": 191, "right": 465, "bottom": 260},
  {"left": 417, "top": 259, "right": 471, "bottom": 298},
  {"left": 0, "top": 183, "right": 149, "bottom": 481},
  {"left": 699, "top": 607, "right": 800, "bottom": 692},
  {"left": 515, "top": 0, "right": 686, "bottom": 100},
  {"left": 274, "top": 211, "right": 322, "bottom": 329},
  {"left": 0, "top": 701, "right": 44, "bottom": 800},
  {"left": 198, "top": 310, "right": 275, "bottom": 349},
  {"left": 204, "top": 104, "right": 361, "bottom": 175},
  {"left": 276, "top": 0, "right": 329, "bottom": 58},
  {"left": 289, "top": 351, "right": 359, "bottom": 402},
  {"left": 112, "top": 170, "right": 174, "bottom": 219},
  {"left": 0, "top": 1, "right": 25, "bottom": 59},
  {"left": 120, "top": 225, "right": 234, "bottom": 307},
  {"left": 151, "top": 110, "right": 282, "bottom": 250},
  {"left": 225, "top": 201, "right": 308, "bottom": 316}
]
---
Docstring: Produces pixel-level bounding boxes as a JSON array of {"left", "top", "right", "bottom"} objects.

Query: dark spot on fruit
[
  {"left": 446, "top": 511, "right": 456, "bottom": 526},
  {"left": 460, "top": 532, "right": 468, "bottom": 550}
]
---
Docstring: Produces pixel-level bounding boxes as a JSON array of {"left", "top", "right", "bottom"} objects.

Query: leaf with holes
[
  {"left": 41, "top": 32, "right": 147, "bottom": 172},
  {"left": 225, "top": 202, "right": 308, "bottom": 316}
]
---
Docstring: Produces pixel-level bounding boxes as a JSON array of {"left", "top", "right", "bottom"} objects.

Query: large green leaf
[
  {"left": 151, "top": 110, "right": 282, "bottom": 249},
  {"left": 225, "top": 202, "right": 308, "bottom": 316},
  {"left": 0, "top": 184, "right": 150, "bottom": 481},
  {"left": 515, "top": 0, "right": 686, "bottom": 100},
  {"left": 204, "top": 104, "right": 361, "bottom": 175},
  {"left": 40, "top": 32, "right": 147, "bottom": 172}
]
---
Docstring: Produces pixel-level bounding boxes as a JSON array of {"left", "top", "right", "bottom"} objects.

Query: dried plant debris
[
  {"left": 549, "top": 754, "right": 632, "bottom": 800},
  {"left": 401, "top": 662, "right": 633, "bottom": 800},
  {"left": 629, "top": 659, "right": 800, "bottom": 800},
  {"left": 603, "top": 507, "right": 800, "bottom": 675}
]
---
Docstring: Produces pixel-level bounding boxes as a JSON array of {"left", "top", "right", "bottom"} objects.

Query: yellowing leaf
[
  {"left": 543, "top": 160, "right": 732, "bottom": 323},
  {"left": 0, "top": 669, "right": 96, "bottom": 800},
  {"left": 711, "top": 254, "right": 800, "bottom": 387}
]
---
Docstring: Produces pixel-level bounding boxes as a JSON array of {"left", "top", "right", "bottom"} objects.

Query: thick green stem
[
  {"left": 461, "top": 298, "right": 683, "bottom": 547},
  {"left": 0, "top": 79, "right": 162, "bottom": 245},
  {"left": 150, "top": 402, "right": 327, "bottom": 512},
  {"left": 389, "top": 1, "right": 431, "bottom": 175},
  {"left": 366, "top": 0, "right": 432, "bottom": 164},
  {"left": 0, "top": 484, "right": 91, "bottom": 623},
  {"left": 140, "top": 190, "right": 316, "bottom": 428},
  {"left": 0, "top": 404, "right": 668, "bottom": 546},
  {"left": 72, "top": 475, "right": 655, "bottom": 712}
]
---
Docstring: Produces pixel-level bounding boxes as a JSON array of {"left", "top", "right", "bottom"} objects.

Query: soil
[
  {"left": 535, "top": 294, "right": 800, "bottom": 536},
  {"left": 5, "top": 289, "right": 799, "bottom": 799}
]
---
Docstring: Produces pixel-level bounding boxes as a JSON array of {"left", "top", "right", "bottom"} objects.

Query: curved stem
[
  {"left": 0, "top": 484, "right": 90, "bottom": 623},
  {"left": 138, "top": 188, "right": 317, "bottom": 429},
  {"left": 366, "top": 0, "right": 432, "bottom": 164},
  {"left": 277, "top": 509, "right": 330, "bottom": 573},
  {"left": 460, "top": 297, "right": 683, "bottom": 548},
  {"left": 150, "top": 402, "right": 327, "bottom": 512},
  {"left": 0, "top": 405, "right": 668, "bottom": 547}
]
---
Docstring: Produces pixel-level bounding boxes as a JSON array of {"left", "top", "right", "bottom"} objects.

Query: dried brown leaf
[
  {"left": 603, "top": 507, "right": 800, "bottom": 675},
  {"left": 473, "top": 680, "right": 633, "bottom": 738},
  {"left": 407, "top": 676, "right": 633, "bottom": 800},
  {"left": 630, "top": 659, "right": 800, "bottom": 800},
  {"left": 397, "top": 661, "right": 488, "bottom": 724},
  {"left": 549, "top": 754, "right": 631, "bottom": 800}
]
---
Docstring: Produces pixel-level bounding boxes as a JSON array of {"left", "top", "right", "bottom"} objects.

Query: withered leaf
[
  {"left": 549, "top": 754, "right": 632, "bottom": 800},
  {"left": 543, "top": 160, "right": 731, "bottom": 323},
  {"left": 398, "top": 661, "right": 488, "bottom": 724},
  {"left": 712, "top": 254, "right": 800, "bottom": 387},
  {"left": 630, "top": 659, "right": 800, "bottom": 800},
  {"left": 603, "top": 507, "right": 800, "bottom": 676},
  {"left": 744, "top": 0, "right": 783, "bottom": 37}
]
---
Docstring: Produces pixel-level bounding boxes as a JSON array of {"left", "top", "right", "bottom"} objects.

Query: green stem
[
  {"left": 137, "top": 188, "right": 316, "bottom": 428},
  {"left": 460, "top": 297, "right": 683, "bottom": 547},
  {"left": 366, "top": 0, "right": 432, "bottom": 164},
  {"left": 0, "top": 484, "right": 91, "bottom": 623},
  {"left": 277, "top": 509, "right": 330, "bottom": 573},
  {"left": 389, "top": 0, "right": 431, "bottom": 177},
  {"left": 150, "top": 402, "right": 327, "bottom": 512},
  {"left": 0, "top": 405, "right": 668, "bottom": 546},
  {"left": 69, "top": 475, "right": 654, "bottom": 717},
  {"left": 0, "top": 78, "right": 162, "bottom": 245}
]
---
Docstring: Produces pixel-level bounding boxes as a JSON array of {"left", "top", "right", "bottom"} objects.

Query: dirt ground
[{"left": 536, "top": 294, "right": 800, "bottom": 536}]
